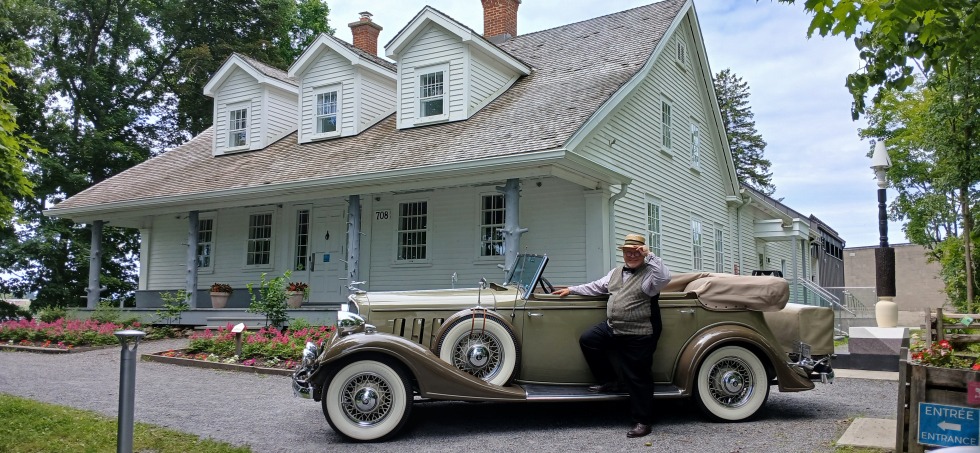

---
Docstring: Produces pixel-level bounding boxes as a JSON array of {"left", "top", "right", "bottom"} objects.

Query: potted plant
[
  {"left": 286, "top": 281, "right": 309, "bottom": 308},
  {"left": 209, "top": 283, "right": 233, "bottom": 309}
]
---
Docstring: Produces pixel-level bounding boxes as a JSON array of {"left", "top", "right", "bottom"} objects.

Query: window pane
[
  {"left": 419, "top": 71, "right": 445, "bottom": 118},
  {"left": 295, "top": 210, "right": 310, "bottom": 271},
  {"left": 316, "top": 92, "right": 338, "bottom": 133},
  {"left": 480, "top": 195, "right": 506, "bottom": 256},
  {"left": 228, "top": 108, "right": 247, "bottom": 147},
  {"left": 247, "top": 213, "right": 272, "bottom": 266},
  {"left": 397, "top": 201, "right": 427, "bottom": 260},
  {"left": 197, "top": 218, "right": 214, "bottom": 268}
]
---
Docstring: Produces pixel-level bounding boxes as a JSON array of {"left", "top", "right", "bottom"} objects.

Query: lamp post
[{"left": 871, "top": 141, "right": 898, "bottom": 327}]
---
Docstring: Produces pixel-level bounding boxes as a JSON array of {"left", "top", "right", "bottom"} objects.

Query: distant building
[{"left": 845, "top": 243, "right": 947, "bottom": 326}]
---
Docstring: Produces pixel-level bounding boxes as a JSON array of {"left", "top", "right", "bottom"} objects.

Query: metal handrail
[{"left": 793, "top": 278, "right": 853, "bottom": 315}]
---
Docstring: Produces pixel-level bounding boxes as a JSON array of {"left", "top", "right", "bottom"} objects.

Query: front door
[
  {"left": 310, "top": 205, "right": 346, "bottom": 303},
  {"left": 290, "top": 203, "right": 346, "bottom": 303}
]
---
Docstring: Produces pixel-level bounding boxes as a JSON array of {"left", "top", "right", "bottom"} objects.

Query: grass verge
[{"left": 0, "top": 393, "right": 251, "bottom": 453}]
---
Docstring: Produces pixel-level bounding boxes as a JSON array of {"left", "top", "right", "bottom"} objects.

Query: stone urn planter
[
  {"left": 209, "top": 283, "right": 233, "bottom": 309},
  {"left": 286, "top": 291, "right": 305, "bottom": 308},
  {"left": 210, "top": 292, "right": 231, "bottom": 309}
]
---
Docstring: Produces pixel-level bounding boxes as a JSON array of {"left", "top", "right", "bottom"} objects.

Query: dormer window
[
  {"left": 228, "top": 105, "right": 249, "bottom": 148},
  {"left": 418, "top": 64, "right": 447, "bottom": 121},
  {"left": 313, "top": 85, "right": 341, "bottom": 137}
]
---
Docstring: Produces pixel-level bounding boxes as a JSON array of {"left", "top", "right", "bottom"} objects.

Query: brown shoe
[{"left": 627, "top": 423, "right": 652, "bottom": 438}]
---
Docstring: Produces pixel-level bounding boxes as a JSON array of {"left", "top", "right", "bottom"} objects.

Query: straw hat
[{"left": 617, "top": 233, "right": 646, "bottom": 250}]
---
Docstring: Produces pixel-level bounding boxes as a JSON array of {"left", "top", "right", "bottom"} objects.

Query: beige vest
[{"left": 606, "top": 264, "right": 654, "bottom": 335}]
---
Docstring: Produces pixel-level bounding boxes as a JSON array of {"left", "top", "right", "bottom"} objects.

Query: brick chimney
[
  {"left": 481, "top": 0, "right": 520, "bottom": 43},
  {"left": 349, "top": 11, "right": 382, "bottom": 55}
]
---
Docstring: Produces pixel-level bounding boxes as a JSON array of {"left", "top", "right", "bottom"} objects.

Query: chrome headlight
[
  {"left": 301, "top": 341, "right": 318, "bottom": 367},
  {"left": 336, "top": 311, "right": 366, "bottom": 337}
]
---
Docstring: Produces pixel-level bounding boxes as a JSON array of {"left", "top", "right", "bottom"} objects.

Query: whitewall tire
[
  {"left": 436, "top": 314, "right": 519, "bottom": 386},
  {"left": 322, "top": 358, "right": 412, "bottom": 442},
  {"left": 694, "top": 346, "right": 770, "bottom": 421}
]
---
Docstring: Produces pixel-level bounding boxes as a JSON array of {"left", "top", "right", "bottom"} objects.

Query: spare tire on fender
[{"left": 434, "top": 309, "right": 520, "bottom": 386}]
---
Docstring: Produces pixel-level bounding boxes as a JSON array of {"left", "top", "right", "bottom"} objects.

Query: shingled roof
[{"left": 50, "top": 0, "right": 686, "bottom": 218}]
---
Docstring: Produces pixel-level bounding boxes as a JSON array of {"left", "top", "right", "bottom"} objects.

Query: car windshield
[{"left": 503, "top": 254, "right": 548, "bottom": 297}]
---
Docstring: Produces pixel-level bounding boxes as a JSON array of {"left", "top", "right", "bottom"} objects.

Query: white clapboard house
[{"left": 46, "top": 0, "right": 845, "bottom": 325}]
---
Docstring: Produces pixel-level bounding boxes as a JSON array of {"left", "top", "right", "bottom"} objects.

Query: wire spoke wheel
[
  {"left": 323, "top": 359, "right": 412, "bottom": 441},
  {"left": 339, "top": 372, "right": 394, "bottom": 426},
  {"left": 450, "top": 331, "right": 504, "bottom": 381},
  {"left": 436, "top": 312, "right": 520, "bottom": 386},
  {"left": 695, "top": 346, "right": 769, "bottom": 421}
]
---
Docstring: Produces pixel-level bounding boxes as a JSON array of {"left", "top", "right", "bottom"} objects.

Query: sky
[{"left": 328, "top": 0, "right": 904, "bottom": 248}]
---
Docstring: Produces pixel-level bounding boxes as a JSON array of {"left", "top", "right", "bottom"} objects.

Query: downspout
[{"left": 607, "top": 182, "right": 630, "bottom": 270}]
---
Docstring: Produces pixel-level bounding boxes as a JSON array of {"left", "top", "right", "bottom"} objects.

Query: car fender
[
  {"left": 674, "top": 324, "right": 814, "bottom": 394},
  {"left": 310, "top": 331, "right": 526, "bottom": 402}
]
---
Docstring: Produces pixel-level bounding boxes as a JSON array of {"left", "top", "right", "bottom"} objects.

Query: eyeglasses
[{"left": 622, "top": 250, "right": 644, "bottom": 257}]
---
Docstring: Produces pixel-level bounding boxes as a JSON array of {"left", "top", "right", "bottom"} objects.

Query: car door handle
[
  {"left": 679, "top": 309, "right": 695, "bottom": 315},
  {"left": 527, "top": 312, "right": 544, "bottom": 317}
]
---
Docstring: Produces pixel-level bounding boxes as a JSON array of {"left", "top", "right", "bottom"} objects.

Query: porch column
[
  {"left": 347, "top": 195, "right": 361, "bottom": 286},
  {"left": 86, "top": 220, "right": 104, "bottom": 309},
  {"left": 498, "top": 179, "right": 527, "bottom": 278},
  {"left": 583, "top": 189, "right": 609, "bottom": 281},
  {"left": 186, "top": 211, "right": 199, "bottom": 308}
]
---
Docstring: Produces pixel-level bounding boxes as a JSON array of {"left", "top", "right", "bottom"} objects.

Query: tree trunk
[{"left": 962, "top": 187, "right": 975, "bottom": 313}]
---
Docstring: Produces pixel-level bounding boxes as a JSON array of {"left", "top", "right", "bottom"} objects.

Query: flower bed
[
  {"left": 151, "top": 324, "right": 334, "bottom": 370},
  {"left": 0, "top": 318, "right": 182, "bottom": 351}
]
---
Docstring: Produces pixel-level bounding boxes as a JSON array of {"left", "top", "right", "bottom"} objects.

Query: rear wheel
[
  {"left": 322, "top": 358, "right": 413, "bottom": 442},
  {"left": 435, "top": 314, "right": 519, "bottom": 386},
  {"left": 694, "top": 346, "right": 769, "bottom": 421}
]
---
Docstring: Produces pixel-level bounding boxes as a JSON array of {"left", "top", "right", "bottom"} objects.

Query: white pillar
[
  {"left": 186, "top": 211, "right": 199, "bottom": 308},
  {"left": 347, "top": 195, "right": 361, "bottom": 286},
  {"left": 87, "top": 220, "right": 104, "bottom": 309}
]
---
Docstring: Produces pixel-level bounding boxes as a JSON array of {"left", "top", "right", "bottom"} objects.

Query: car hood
[{"left": 354, "top": 286, "right": 524, "bottom": 313}]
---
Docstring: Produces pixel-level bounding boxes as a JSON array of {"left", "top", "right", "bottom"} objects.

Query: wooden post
[
  {"left": 936, "top": 308, "right": 945, "bottom": 342},
  {"left": 498, "top": 179, "right": 527, "bottom": 279},
  {"left": 896, "top": 346, "right": 911, "bottom": 453},
  {"left": 347, "top": 195, "right": 361, "bottom": 287},
  {"left": 87, "top": 220, "right": 104, "bottom": 309},
  {"left": 186, "top": 211, "right": 199, "bottom": 308}
]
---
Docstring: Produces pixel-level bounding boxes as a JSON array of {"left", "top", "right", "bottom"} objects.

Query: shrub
[
  {"left": 156, "top": 290, "right": 189, "bottom": 325},
  {"left": 38, "top": 307, "right": 67, "bottom": 323},
  {"left": 90, "top": 301, "right": 121, "bottom": 324},
  {"left": 247, "top": 271, "right": 291, "bottom": 328}
]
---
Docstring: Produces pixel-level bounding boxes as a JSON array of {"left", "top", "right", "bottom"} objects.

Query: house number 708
[{"left": 375, "top": 210, "right": 390, "bottom": 220}]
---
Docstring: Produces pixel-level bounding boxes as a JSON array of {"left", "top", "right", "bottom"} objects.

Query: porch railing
[{"left": 789, "top": 280, "right": 876, "bottom": 336}]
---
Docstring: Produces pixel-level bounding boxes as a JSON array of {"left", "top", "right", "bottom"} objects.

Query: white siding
[
  {"left": 265, "top": 87, "right": 297, "bottom": 145},
  {"left": 468, "top": 52, "right": 512, "bottom": 115},
  {"left": 397, "top": 24, "right": 466, "bottom": 127},
  {"left": 299, "top": 51, "right": 355, "bottom": 142},
  {"left": 366, "top": 177, "right": 588, "bottom": 290},
  {"left": 573, "top": 19, "right": 729, "bottom": 273},
  {"left": 213, "top": 68, "right": 262, "bottom": 155},
  {"left": 359, "top": 71, "right": 396, "bottom": 130}
]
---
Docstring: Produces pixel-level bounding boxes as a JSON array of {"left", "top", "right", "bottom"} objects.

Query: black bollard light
[{"left": 115, "top": 329, "right": 145, "bottom": 453}]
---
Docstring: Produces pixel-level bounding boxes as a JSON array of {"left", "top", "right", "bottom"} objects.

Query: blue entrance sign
[{"left": 919, "top": 403, "right": 980, "bottom": 447}]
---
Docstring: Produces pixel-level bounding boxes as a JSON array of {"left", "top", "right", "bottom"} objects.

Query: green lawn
[{"left": 0, "top": 393, "right": 251, "bottom": 453}]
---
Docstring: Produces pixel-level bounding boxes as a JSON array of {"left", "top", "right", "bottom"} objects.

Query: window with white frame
[
  {"left": 480, "top": 194, "right": 505, "bottom": 257},
  {"left": 227, "top": 106, "right": 248, "bottom": 148},
  {"left": 714, "top": 223, "right": 724, "bottom": 273},
  {"left": 690, "top": 122, "right": 701, "bottom": 169},
  {"left": 646, "top": 197, "right": 662, "bottom": 257},
  {"left": 197, "top": 216, "right": 215, "bottom": 270},
  {"left": 418, "top": 66, "right": 447, "bottom": 120},
  {"left": 691, "top": 217, "right": 703, "bottom": 271},
  {"left": 397, "top": 201, "right": 427, "bottom": 260},
  {"left": 314, "top": 88, "right": 339, "bottom": 135},
  {"left": 661, "top": 99, "right": 672, "bottom": 151},
  {"left": 294, "top": 209, "right": 310, "bottom": 271},
  {"left": 246, "top": 212, "right": 273, "bottom": 266}
]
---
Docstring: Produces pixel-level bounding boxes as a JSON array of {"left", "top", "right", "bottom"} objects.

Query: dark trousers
[{"left": 579, "top": 321, "right": 660, "bottom": 424}]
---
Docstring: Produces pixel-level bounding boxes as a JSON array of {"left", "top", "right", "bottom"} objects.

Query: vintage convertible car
[{"left": 291, "top": 254, "right": 834, "bottom": 441}]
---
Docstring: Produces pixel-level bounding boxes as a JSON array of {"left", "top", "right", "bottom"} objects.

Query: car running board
[{"left": 521, "top": 383, "right": 684, "bottom": 402}]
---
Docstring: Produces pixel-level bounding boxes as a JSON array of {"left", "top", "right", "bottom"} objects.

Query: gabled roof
[
  {"left": 386, "top": 6, "right": 530, "bottom": 76},
  {"left": 49, "top": 0, "right": 687, "bottom": 221},
  {"left": 203, "top": 53, "right": 298, "bottom": 97},
  {"left": 288, "top": 33, "right": 396, "bottom": 79}
]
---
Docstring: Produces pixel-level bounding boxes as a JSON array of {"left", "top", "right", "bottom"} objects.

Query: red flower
[
  {"left": 940, "top": 340, "right": 952, "bottom": 349},
  {"left": 973, "top": 363, "right": 980, "bottom": 371}
]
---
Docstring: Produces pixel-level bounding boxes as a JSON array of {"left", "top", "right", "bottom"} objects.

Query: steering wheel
[{"left": 538, "top": 277, "right": 555, "bottom": 294}]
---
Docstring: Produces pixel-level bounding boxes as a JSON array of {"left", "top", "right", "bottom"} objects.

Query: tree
[
  {"left": 713, "top": 68, "right": 775, "bottom": 195},
  {"left": 0, "top": 57, "right": 43, "bottom": 226},
  {"left": 0, "top": 0, "right": 332, "bottom": 309},
  {"left": 781, "top": 0, "right": 980, "bottom": 311}
]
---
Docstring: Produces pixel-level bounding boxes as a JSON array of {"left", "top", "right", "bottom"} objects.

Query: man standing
[{"left": 552, "top": 233, "right": 671, "bottom": 438}]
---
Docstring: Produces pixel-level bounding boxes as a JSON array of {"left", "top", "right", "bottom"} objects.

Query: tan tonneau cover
[{"left": 662, "top": 272, "right": 789, "bottom": 312}]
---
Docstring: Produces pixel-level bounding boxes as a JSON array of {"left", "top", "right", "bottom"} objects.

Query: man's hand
[{"left": 552, "top": 288, "right": 571, "bottom": 297}]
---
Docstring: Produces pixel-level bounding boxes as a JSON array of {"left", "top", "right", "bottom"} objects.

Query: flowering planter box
[{"left": 897, "top": 357, "right": 980, "bottom": 452}]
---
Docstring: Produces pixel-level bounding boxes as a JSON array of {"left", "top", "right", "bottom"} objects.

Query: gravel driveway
[{"left": 0, "top": 338, "right": 897, "bottom": 452}]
